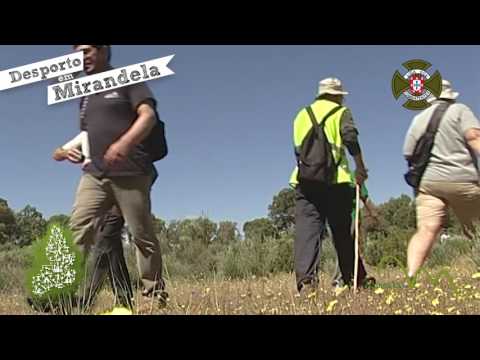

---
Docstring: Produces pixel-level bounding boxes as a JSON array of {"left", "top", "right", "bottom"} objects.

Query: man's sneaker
[
  {"left": 142, "top": 289, "right": 169, "bottom": 308},
  {"left": 298, "top": 280, "right": 319, "bottom": 301}
]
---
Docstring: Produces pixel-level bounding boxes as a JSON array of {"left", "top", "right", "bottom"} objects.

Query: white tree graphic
[{"left": 32, "top": 225, "right": 76, "bottom": 296}]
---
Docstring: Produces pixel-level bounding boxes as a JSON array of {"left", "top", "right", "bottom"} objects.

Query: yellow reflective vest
[{"left": 289, "top": 99, "right": 354, "bottom": 187}]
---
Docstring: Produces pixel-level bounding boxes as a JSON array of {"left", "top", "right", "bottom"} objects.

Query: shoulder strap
[
  {"left": 407, "top": 102, "right": 451, "bottom": 169},
  {"left": 305, "top": 105, "right": 343, "bottom": 135},
  {"left": 305, "top": 106, "right": 318, "bottom": 136},
  {"left": 426, "top": 102, "right": 451, "bottom": 135},
  {"left": 320, "top": 105, "right": 343, "bottom": 127},
  {"left": 304, "top": 105, "right": 345, "bottom": 170}
]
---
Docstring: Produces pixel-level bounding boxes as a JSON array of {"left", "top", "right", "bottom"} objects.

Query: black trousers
[
  {"left": 294, "top": 181, "right": 366, "bottom": 291},
  {"left": 82, "top": 208, "right": 134, "bottom": 309}
]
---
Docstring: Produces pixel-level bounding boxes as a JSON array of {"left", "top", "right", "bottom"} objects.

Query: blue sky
[{"left": 1, "top": 45, "right": 480, "bottom": 228}]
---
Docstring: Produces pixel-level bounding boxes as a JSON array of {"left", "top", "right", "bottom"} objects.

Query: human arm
[{"left": 340, "top": 109, "right": 368, "bottom": 184}]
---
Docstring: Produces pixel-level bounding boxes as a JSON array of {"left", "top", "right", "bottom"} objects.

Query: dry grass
[{"left": 3, "top": 261, "right": 480, "bottom": 315}]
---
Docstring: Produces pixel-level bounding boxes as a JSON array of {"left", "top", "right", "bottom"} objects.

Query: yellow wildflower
[
  {"left": 335, "top": 285, "right": 348, "bottom": 297},
  {"left": 326, "top": 300, "right": 338, "bottom": 312},
  {"left": 386, "top": 294, "right": 395, "bottom": 305},
  {"left": 100, "top": 307, "right": 133, "bottom": 315}
]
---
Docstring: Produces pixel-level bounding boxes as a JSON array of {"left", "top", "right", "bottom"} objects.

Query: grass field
[{"left": 2, "top": 259, "right": 480, "bottom": 315}]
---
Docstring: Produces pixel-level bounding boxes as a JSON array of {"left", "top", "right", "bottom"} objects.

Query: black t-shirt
[{"left": 81, "top": 82, "right": 157, "bottom": 177}]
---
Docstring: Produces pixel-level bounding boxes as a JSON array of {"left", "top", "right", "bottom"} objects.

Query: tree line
[{"left": 0, "top": 190, "right": 468, "bottom": 279}]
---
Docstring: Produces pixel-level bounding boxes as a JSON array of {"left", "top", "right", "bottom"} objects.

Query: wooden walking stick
[{"left": 354, "top": 183, "right": 360, "bottom": 293}]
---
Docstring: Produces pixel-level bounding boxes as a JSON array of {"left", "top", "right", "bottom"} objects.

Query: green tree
[
  {"left": 168, "top": 217, "right": 218, "bottom": 250},
  {"left": 268, "top": 188, "right": 295, "bottom": 234},
  {"left": 243, "top": 218, "right": 277, "bottom": 241},
  {"left": 376, "top": 194, "right": 416, "bottom": 231},
  {"left": 166, "top": 220, "right": 182, "bottom": 251},
  {"left": 47, "top": 214, "right": 70, "bottom": 228},
  {"left": 152, "top": 215, "right": 167, "bottom": 237},
  {"left": 163, "top": 217, "right": 219, "bottom": 278},
  {"left": 14, "top": 205, "right": 47, "bottom": 247},
  {"left": 362, "top": 201, "right": 386, "bottom": 235},
  {"left": 216, "top": 221, "right": 239, "bottom": 244},
  {"left": 0, "top": 198, "right": 16, "bottom": 245},
  {"left": 199, "top": 217, "right": 218, "bottom": 245}
]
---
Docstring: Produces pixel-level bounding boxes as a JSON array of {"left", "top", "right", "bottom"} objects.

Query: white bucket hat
[
  {"left": 317, "top": 77, "right": 349, "bottom": 97},
  {"left": 427, "top": 79, "right": 459, "bottom": 103}
]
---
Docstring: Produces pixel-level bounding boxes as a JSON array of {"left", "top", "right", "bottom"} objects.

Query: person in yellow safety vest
[{"left": 290, "top": 77, "right": 373, "bottom": 293}]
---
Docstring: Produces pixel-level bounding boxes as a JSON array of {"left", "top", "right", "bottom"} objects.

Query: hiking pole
[{"left": 354, "top": 183, "right": 360, "bottom": 294}]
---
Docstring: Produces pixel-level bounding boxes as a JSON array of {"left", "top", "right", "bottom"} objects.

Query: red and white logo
[{"left": 409, "top": 74, "right": 425, "bottom": 95}]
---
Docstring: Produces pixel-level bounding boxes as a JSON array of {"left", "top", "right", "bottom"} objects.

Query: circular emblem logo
[{"left": 391, "top": 59, "right": 442, "bottom": 111}]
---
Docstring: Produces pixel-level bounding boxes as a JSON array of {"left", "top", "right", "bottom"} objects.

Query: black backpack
[
  {"left": 80, "top": 96, "right": 169, "bottom": 163},
  {"left": 144, "top": 108, "right": 168, "bottom": 162},
  {"left": 404, "top": 102, "right": 451, "bottom": 189},
  {"left": 297, "top": 105, "right": 343, "bottom": 184}
]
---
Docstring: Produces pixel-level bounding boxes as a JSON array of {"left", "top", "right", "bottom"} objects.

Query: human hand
[
  {"left": 67, "top": 148, "right": 84, "bottom": 164},
  {"left": 53, "top": 148, "right": 68, "bottom": 161},
  {"left": 104, "top": 140, "right": 131, "bottom": 168},
  {"left": 355, "top": 167, "right": 368, "bottom": 185}
]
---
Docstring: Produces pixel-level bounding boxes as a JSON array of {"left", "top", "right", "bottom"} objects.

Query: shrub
[
  {"left": 0, "top": 245, "right": 33, "bottom": 292},
  {"left": 428, "top": 235, "right": 472, "bottom": 268},
  {"left": 364, "top": 226, "right": 413, "bottom": 268}
]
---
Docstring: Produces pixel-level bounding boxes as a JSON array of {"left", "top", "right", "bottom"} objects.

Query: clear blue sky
[{"left": 2, "top": 45, "right": 480, "bottom": 228}]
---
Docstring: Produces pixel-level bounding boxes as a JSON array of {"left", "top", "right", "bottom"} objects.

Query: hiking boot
[
  {"left": 142, "top": 288, "right": 169, "bottom": 308},
  {"left": 298, "top": 278, "right": 319, "bottom": 292},
  {"left": 297, "top": 280, "right": 319, "bottom": 301}
]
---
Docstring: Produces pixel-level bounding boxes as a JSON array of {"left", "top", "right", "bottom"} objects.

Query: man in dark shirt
[{"left": 66, "top": 45, "right": 166, "bottom": 304}]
